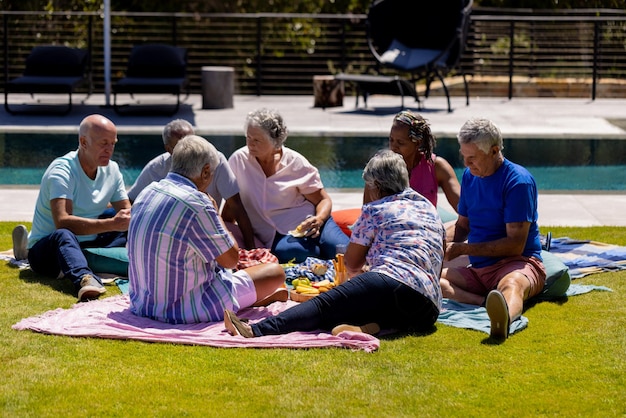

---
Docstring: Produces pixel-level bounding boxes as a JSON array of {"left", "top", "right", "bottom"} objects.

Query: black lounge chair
[
  {"left": 113, "top": 44, "right": 188, "bottom": 116},
  {"left": 4, "top": 45, "right": 90, "bottom": 115},
  {"left": 338, "top": 0, "right": 473, "bottom": 112}
]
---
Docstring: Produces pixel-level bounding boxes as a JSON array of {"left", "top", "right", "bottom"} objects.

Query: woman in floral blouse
[{"left": 225, "top": 149, "right": 445, "bottom": 338}]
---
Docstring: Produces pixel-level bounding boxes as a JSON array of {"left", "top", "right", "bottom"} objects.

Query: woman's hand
[
  {"left": 301, "top": 189, "right": 332, "bottom": 238},
  {"left": 297, "top": 215, "right": 323, "bottom": 238}
]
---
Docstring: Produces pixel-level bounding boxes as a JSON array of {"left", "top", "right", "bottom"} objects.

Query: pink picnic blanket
[{"left": 12, "top": 295, "right": 379, "bottom": 352}]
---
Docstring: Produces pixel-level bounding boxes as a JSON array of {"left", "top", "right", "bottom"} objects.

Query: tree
[
  {"left": 476, "top": 0, "right": 626, "bottom": 8},
  {"left": 0, "top": 0, "right": 372, "bottom": 13},
  {"left": 2, "top": 0, "right": 622, "bottom": 13}
]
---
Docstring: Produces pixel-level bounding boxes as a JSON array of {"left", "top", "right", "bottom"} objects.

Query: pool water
[{"left": 1, "top": 133, "right": 624, "bottom": 191}]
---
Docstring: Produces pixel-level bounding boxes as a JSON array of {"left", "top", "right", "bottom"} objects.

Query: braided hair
[{"left": 393, "top": 110, "right": 436, "bottom": 162}]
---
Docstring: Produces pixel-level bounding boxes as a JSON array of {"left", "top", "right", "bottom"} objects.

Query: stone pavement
[
  {"left": 2, "top": 186, "right": 625, "bottom": 227},
  {"left": 3, "top": 93, "right": 626, "bottom": 139},
  {"left": 1, "top": 93, "right": 625, "bottom": 226}
]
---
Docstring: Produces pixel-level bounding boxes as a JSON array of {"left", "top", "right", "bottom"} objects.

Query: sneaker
[
  {"left": 224, "top": 309, "right": 254, "bottom": 338},
  {"left": 486, "top": 289, "right": 510, "bottom": 340},
  {"left": 77, "top": 274, "right": 106, "bottom": 301},
  {"left": 331, "top": 323, "right": 380, "bottom": 336},
  {"left": 12, "top": 225, "right": 29, "bottom": 261}
]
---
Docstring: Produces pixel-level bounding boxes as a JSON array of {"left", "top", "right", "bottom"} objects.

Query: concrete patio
[{"left": 1, "top": 93, "right": 625, "bottom": 226}]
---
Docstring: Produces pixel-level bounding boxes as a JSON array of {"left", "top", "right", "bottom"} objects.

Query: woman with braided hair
[{"left": 364, "top": 110, "right": 460, "bottom": 212}]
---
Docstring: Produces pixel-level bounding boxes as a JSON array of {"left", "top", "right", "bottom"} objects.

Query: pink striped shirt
[{"left": 128, "top": 173, "right": 247, "bottom": 324}]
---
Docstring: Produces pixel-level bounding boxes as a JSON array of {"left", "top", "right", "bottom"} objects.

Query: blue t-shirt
[
  {"left": 29, "top": 150, "right": 128, "bottom": 246},
  {"left": 457, "top": 158, "right": 542, "bottom": 268}
]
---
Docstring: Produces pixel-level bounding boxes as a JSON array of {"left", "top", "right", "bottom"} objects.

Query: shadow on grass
[
  {"left": 481, "top": 336, "right": 506, "bottom": 346},
  {"left": 18, "top": 268, "right": 75, "bottom": 297},
  {"left": 525, "top": 295, "right": 570, "bottom": 310},
  {"left": 377, "top": 324, "right": 438, "bottom": 341}
]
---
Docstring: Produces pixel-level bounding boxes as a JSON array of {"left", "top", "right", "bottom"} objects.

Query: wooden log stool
[
  {"left": 313, "top": 75, "right": 344, "bottom": 109},
  {"left": 202, "top": 66, "right": 235, "bottom": 109}
]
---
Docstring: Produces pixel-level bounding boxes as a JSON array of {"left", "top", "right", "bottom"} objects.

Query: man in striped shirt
[{"left": 128, "top": 135, "right": 286, "bottom": 324}]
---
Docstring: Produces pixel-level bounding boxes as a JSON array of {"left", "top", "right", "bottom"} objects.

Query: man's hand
[
  {"left": 110, "top": 208, "right": 131, "bottom": 231},
  {"left": 444, "top": 242, "right": 466, "bottom": 261}
]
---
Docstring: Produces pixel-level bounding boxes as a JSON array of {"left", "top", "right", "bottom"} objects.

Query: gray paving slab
[
  {"left": 1, "top": 94, "right": 625, "bottom": 226},
  {"left": 2, "top": 93, "right": 626, "bottom": 139},
  {"left": 2, "top": 186, "right": 625, "bottom": 227}
]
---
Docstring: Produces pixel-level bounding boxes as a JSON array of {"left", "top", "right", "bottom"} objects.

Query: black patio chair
[
  {"left": 113, "top": 44, "right": 188, "bottom": 116},
  {"left": 4, "top": 45, "right": 90, "bottom": 115},
  {"left": 338, "top": 0, "right": 473, "bottom": 112}
]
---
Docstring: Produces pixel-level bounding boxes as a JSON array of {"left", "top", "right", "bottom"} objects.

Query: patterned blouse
[{"left": 350, "top": 188, "right": 445, "bottom": 309}]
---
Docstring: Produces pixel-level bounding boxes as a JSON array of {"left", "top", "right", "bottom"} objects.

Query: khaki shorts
[{"left": 449, "top": 256, "right": 546, "bottom": 298}]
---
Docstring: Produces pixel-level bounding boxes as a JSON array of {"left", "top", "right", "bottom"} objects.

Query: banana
[
  {"left": 292, "top": 277, "right": 311, "bottom": 289},
  {"left": 296, "top": 286, "right": 319, "bottom": 294}
]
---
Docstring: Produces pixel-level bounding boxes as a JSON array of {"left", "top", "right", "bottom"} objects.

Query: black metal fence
[{"left": 2, "top": 8, "right": 625, "bottom": 99}]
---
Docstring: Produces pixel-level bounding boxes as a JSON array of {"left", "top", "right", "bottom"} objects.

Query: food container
[{"left": 289, "top": 289, "right": 318, "bottom": 302}]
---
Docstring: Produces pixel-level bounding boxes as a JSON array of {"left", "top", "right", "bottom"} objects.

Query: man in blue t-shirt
[
  {"left": 24, "top": 114, "right": 131, "bottom": 301},
  {"left": 440, "top": 118, "right": 546, "bottom": 341}
]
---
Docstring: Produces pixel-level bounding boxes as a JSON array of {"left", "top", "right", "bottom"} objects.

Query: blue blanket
[
  {"left": 437, "top": 284, "right": 612, "bottom": 335},
  {"left": 549, "top": 237, "right": 626, "bottom": 279}
]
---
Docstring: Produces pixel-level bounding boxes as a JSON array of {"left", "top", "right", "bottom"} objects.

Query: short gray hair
[
  {"left": 171, "top": 135, "right": 219, "bottom": 179},
  {"left": 457, "top": 118, "right": 504, "bottom": 154},
  {"left": 244, "top": 108, "right": 289, "bottom": 148},
  {"left": 362, "top": 149, "right": 409, "bottom": 197},
  {"left": 162, "top": 119, "right": 194, "bottom": 146}
]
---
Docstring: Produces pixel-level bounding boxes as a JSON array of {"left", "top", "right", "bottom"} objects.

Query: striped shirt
[{"left": 128, "top": 173, "right": 240, "bottom": 324}]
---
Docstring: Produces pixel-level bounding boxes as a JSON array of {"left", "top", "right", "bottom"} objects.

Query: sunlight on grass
[{"left": 0, "top": 222, "right": 624, "bottom": 416}]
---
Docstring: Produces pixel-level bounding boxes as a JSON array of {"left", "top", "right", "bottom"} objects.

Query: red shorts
[{"left": 449, "top": 256, "right": 546, "bottom": 298}]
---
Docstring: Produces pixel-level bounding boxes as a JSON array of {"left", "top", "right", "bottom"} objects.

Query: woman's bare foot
[
  {"left": 252, "top": 287, "right": 288, "bottom": 307},
  {"left": 331, "top": 323, "right": 380, "bottom": 336}
]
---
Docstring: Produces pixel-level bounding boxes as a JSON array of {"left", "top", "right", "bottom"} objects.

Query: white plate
[{"left": 288, "top": 229, "right": 307, "bottom": 238}]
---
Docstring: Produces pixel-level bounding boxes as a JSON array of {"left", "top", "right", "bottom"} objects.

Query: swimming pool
[{"left": 1, "top": 133, "right": 624, "bottom": 191}]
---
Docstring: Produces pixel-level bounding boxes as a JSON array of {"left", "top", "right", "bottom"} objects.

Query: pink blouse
[
  {"left": 409, "top": 153, "right": 438, "bottom": 206},
  {"left": 228, "top": 147, "right": 323, "bottom": 248}
]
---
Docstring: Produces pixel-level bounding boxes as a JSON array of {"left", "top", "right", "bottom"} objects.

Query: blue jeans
[
  {"left": 251, "top": 271, "right": 439, "bottom": 336},
  {"left": 28, "top": 228, "right": 126, "bottom": 290},
  {"left": 272, "top": 217, "right": 349, "bottom": 263}
]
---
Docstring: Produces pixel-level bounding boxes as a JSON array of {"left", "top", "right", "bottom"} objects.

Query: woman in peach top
[{"left": 224, "top": 108, "right": 349, "bottom": 263}]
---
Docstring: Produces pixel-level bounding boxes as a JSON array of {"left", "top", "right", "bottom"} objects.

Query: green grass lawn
[{"left": 1, "top": 222, "right": 624, "bottom": 417}]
